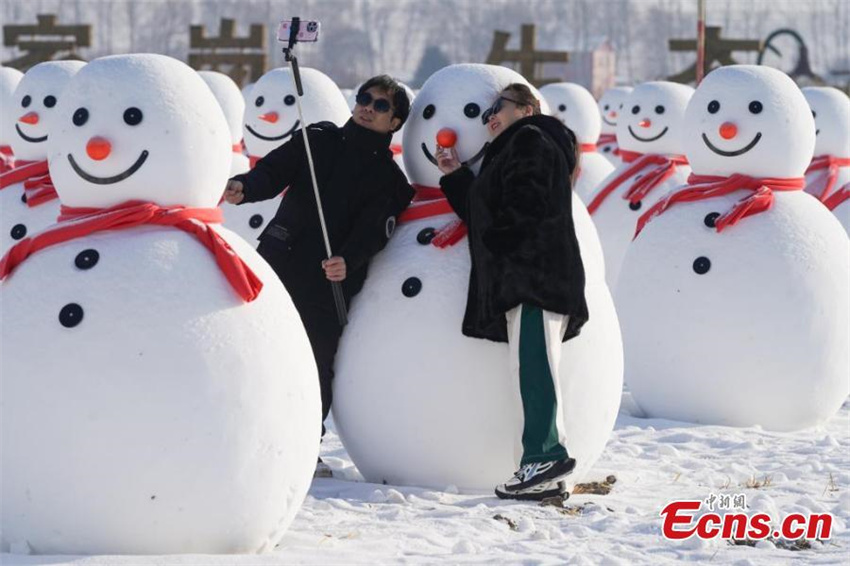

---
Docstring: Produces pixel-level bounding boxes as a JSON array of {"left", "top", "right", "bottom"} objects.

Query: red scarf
[
  {"left": 823, "top": 182, "right": 849, "bottom": 212},
  {"left": 587, "top": 150, "right": 688, "bottom": 215},
  {"left": 580, "top": 143, "right": 597, "bottom": 153},
  {"left": 0, "top": 159, "right": 48, "bottom": 190},
  {"left": 23, "top": 171, "right": 58, "bottom": 207},
  {"left": 232, "top": 143, "right": 244, "bottom": 154},
  {"left": 398, "top": 184, "right": 467, "bottom": 248},
  {"left": 249, "top": 155, "right": 261, "bottom": 169},
  {"left": 598, "top": 133, "right": 617, "bottom": 146},
  {"left": 805, "top": 155, "right": 850, "bottom": 202},
  {"left": 390, "top": 144, "right": 403, "bottom": 156},
  {"left": 635, "top": 173, "right": 805, "bottom": 238},
  {"left": 0, "top": 146, "right": 14, "bottom": 173},
  {"left": 0, "top": 200, "right": 263, "bottom": 302}
]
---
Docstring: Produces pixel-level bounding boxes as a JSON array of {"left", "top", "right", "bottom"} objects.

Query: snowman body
[
  {"left": 589, "top": 82, "right": 694, "bottom": 289},
  {"left": 597, "top": 86, "right": 632, "bottom": 166},
  {"left": 1, "top": 53, "right": 320, "bottom": 554},
  {"left": 333, "top": 64, "right": 622, "bottom": 490},
  {"left": 616, "top": 65, "right": 849, "bottom": 430}
]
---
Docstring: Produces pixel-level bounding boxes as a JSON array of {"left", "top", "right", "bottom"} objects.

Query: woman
[{"left": 436, "top": 83, "right": 588, "bottom": 501}]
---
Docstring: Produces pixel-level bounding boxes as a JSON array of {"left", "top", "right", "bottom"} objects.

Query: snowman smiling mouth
[
  {"left": 15, "top": 124, "right": 47, "bottom": 143},
  {"left": 701, "top": 132, "right": 762, "bottom": 157},
  {"left": 628, "top": 125, "right": 668, "bottom": 142},
  {"left": 245, "top": 120, "right": 300, "bottom": 142},
  {"left": 421, "top": 142, "right": 489, "bottom": 168},
  {"left": 602, "top": 116, "right": 617, "bottom": 127},
  {"left": 68, "top": 150, "right": 150, "bottom": 185}
]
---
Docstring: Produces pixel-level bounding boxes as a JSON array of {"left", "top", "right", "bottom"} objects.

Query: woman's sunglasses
[
  {"left": 355, "top": 91, "right": 393, "bottom": 114},
  {"left": 481, "top": 96, "right": 525, "bottom": 124}
]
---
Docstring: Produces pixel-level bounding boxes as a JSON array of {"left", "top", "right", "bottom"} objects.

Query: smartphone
[{"left": 277, "top": 20, "right": 320, "bottom": 43}]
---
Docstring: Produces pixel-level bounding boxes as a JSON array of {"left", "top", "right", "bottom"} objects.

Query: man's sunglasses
[
  {"left": 355, "top": 92, "right": 393, "bottom": 113},
  {"left": 481, "top": 96, "right": 526, "bottom": 124}
]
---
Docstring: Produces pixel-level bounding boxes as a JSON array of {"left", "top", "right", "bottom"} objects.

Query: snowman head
[
  {"left": 199, "top": 71, "right": 245, "bottom": 146},
  {"left": 9, "top": 61, "right": 85, "bottom": 161},
  {"left": 684, "top": 66, "right": 816, "bottom": 178},
  {"left": 48, "top": 54, "right": 231, "bottom": 209},
  {"left": 597, "top": 86, "right": 633, "bottom": 134},
  {"left": 802, "top": 86, "right": 850, "bottom": 159},
  {"left": 390, "top": 82, "right": 416, "bottom": 149},
  {"left": 0, "top": 67, "right": 24, "bottom": 147},
  {"left": 242, "top": 67, "right": 350, "bottom": 158},
  {"left": 616, "top": 82, "right": 694, "bottom": 156},
  {"left": 539, "top": 82, "right": 600, "bottom": 145},
  {"left": 403, "top": 64, "right": 548, "bottom": 188}
]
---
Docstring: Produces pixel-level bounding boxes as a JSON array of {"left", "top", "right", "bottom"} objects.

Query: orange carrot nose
[
  {"left": 19, "top": 112, "right": 39, "bottom": 125},
  {"left": 86, "top": 136, "right": 112, "bottom": 161},
  {"left": 436, "top": 128, "right": 458, "bottom": 148},
  {"left": 719, "top": 122, "right": 738, "bottom": 140},
  {"left": 609, "top": 111, "right": 618, "bottom": 118},
  {"left": 639, "top": 118, "right": 651, "bottom": 128},
  {"left": 258, "top": 112, "right": 279, "bottom": 124}
]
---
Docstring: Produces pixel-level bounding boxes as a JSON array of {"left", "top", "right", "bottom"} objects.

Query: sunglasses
[
  {"left": 481, "top": 96, "right": 526, "bottom": 124},
  {"left": 355, "top": 91, "right": 393, "bottom": 113}
]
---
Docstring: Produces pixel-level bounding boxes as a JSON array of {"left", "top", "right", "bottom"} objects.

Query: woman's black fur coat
[{"left": 440, "top": 114, "right": 589, "bottom": 343}]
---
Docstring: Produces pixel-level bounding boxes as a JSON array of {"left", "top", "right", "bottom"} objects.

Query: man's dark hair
[{"left": 357, "top": 75, "right": 411, "bottom": 132}]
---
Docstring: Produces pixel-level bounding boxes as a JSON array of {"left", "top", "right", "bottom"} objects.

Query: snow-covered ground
[{"left": 5, "top": 393, "right": 848, "bottom": 565}]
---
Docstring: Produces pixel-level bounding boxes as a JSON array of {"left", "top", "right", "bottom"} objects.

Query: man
[{"left": 224, "top": 75, "right": 414, "bottom": 476}]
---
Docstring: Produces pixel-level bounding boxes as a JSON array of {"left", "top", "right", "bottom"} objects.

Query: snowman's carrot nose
[
  {"left": 19, "top": 112, "right": 39, "bottom": 125},
  {"left": 258, "top": 112, "right": 279, "bottom": 124},
  {"left": 638, "top": 118, "right": 651, "bottom": 128},
  {"left": 86, "top": 137, "right": 112, "bottom": 161},
  {"left": 436, "top": 128, "right": 457, "bottom": 148},
  {"left": 719, "top": 122, "right": 738, "bottom": 140},
  {"left": 609, "top": 110, "right": 618, "bottom": 118}
]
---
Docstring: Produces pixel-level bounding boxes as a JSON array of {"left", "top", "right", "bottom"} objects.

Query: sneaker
[
  {"left": 314, "top": 457, "right": 333, "bottom": 478},
  {"left": 499, "top": 457, "right": 576, "bottom": 493},
  {"left": 495, "top": 479, "right": 569, "bottom": 501}
]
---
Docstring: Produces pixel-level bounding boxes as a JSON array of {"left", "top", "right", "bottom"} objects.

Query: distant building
[{"left": 542, "top": 37, "right": 617, "bottom": 99}]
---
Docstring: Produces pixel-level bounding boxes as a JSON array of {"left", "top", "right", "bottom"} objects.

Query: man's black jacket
[
  {"left": 230, "top": 118, "right": 414, "bottom": 307},
  {"left": 440, "top": 114, "right": 589, "bottom": 343}
]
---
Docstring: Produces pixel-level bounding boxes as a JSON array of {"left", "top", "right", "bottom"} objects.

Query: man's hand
[
  {"left": 436, "top": 146, "right": 462, "bottom": 175},
  {"left": 223, "top": 180, "right": 245, "bottom": 204},
  {"left": 322, "top": 256, "right": 347, "bottom": 282}
]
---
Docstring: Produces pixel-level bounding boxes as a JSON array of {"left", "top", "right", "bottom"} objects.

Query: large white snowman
[
  {"left": 225, "top": 67, "right": 350, "bottom": 243},
  {"left": 333, "top": 64, "right": 622, "bottom": 491},
  {"left": 0, "top": 66, "right": 24, "bottom": 171},
  {"left": 596, "top": 86, "right": 633, "bottom": 165},
  {"left": 801, "top": 86, "right": 850, "bottom": 205},
  {"left": 199, "top": 70, "right": 250, "bottom": 177},
  {"left": 616, "top": 65, "right": 849, "bottom": 431},
  {"left": 823, "top": 182, "right": 850, "bottom": 235},
  {"left": 0, "top": 61, "right": 84, "bottom": 253},
  {"left": 0, "top": 54, "right": 320, "bottom": 554},
  {"left": 540, "top": 82, "right": 615, "bottom": 204},
  {"left": 587, "top": 81, "right": 694, "bottom": 289}
]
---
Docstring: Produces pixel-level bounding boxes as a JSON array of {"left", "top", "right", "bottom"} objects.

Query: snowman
[
  {"left": 332, "top": 64, "right": 622, "bottom": 491},
  {"left": 616, "top": 65, "right": 849, "bottom": 431},
  {"left": 0, "top": 66, "right": 24, "bottom": 172},
  {"left": 224, "top": 67, "right": 350, "bottom": 243},
  {"left": 801, "top": 87, "right": 850, "bottom": 205},
  {"left": 586, "top": 81, "right": 694, "bottom": 289},
  {"left": 390, "top": 81, "right": 416, "bottom": 178},
  {"left": 823, "top": 182, "right": 850, "bottom": 235},
  {"left": 199, "top": 70, "right": 250, "bottom": 176},
  {"left": 0, "top": 61, "right": 84, "bottom": 253},
  {"left": 596, "top": 86, "right": 633, "bottom": 165},
  {"left": 540, "top": 82, "right": 615, "bottom": 204},
  {"left": 0, "top": 54, "right": 320, "bottom": 554}
]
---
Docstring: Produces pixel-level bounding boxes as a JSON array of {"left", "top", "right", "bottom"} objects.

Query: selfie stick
[{"left": 283, "top": 17, "right": 348, "bottom": 326}]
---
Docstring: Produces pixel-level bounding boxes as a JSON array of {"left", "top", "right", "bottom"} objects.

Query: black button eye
[
  {"left": 20, "top": 193, "right": 27, "bottom": 204},
  {"left": 704, "top": 212, "right": 720, "bottom": 228},
  {"left": 558, "top": 104, "right": 567, "bottom": 112},
  {"left": 123, "top": 107, "right": 143, "bottom": 126},
  {"left": 59, "top": 303, "right": 84, "bottom": 328},
  {"left": 22, "top": 95, "right": 31, "bottom": 108},
  {"left": 629, "top": 200, "right": 642, "bottom": 211},
  {"left": 72, "top": 108, "right": 89, "bottom": 126},
  {"left": 284, "top": 94, "right": 296, "bottom": 106},
  {"left": 748, "top": 100, "right": 763, "bottom": 114},
  {"left": 249, "top": 214, "right": 264, "bottom": 229},
  {"left": 402, "top": 277, "right": 422, "bottom": 297},
  {"left": 43, "top": 95, "right": 57, "bottom": 108},
  {"left": 255, "top": 96, "right": 264, "bottom": 107},
  {"left": 655, "top": 105, "right": 665, "bottom": 114},
  {"left": 423, "top": 104, "right": 435, "bottom": 119},
  {"left": 708, "top": 100, "right": 720, "bottom": 114},
  {"left": 619, "top": 103, "right": 623, "bottom": 109},
  {"left": 11, "top": 223, "right": 27, "bottom": 240},
  {"left": 812, "top": 110, "right": 817, "bottom": 119},
  {"left": 693, "top": 256, "right": 711, "bottom": 275},
  {"left": 75, "top": 249, "right": 99, "bottom": 270},
  {"left": 464, "top": 103, "right": 480, "bottom": 119},
  {"left": 417, "top": 227, "right": 436, "bottom": 245},
  {"left": 631, "top": 105, "right": 640, "bottom": 114},
  {"left": 603, "top": 104, "right": 609, "bottom": 110}
]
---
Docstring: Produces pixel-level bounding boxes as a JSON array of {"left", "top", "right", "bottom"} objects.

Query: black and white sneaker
[
  {"left": 498, "top": 457, "right": 576, "bottom": 493},
  {"left": 314, "top": 457, "right": 333, "bottom": 478},
  {"left": 495, "top": 479, "right": 569, "bottom": 501}
]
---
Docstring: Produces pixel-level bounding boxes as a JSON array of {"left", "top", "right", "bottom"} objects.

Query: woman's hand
[
  {"left": 223, "top": 180, "right": 244, "bottom": 204},
  {"left": 436, "top": 146, "right": 462, "bottom": 175}
]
